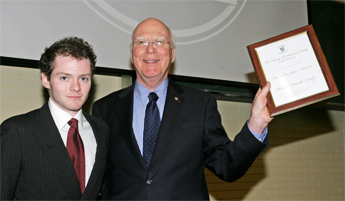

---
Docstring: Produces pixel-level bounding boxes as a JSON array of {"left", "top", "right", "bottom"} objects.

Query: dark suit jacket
[
  {"left": 92, "top": 79, "right": 268, "bottom": 200},
  {"left": 1, "top": 103, "right": 109, "bottom": 200}
]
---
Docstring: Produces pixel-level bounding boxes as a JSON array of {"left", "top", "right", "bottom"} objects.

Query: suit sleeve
[
  {"left": 1, "top": 119, "right": 22, "bottom": 200},
  {"left": 202, "top": 95, "right": 268, "bottom": 182}
]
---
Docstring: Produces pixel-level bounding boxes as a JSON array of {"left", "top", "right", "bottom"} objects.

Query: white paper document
[{"left": 255, "top": 32, "right": 329, "bottom": 107}]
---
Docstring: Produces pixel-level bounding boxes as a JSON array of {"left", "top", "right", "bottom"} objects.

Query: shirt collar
[
  {"left": 134, "top": 78, "right": 169, "bottom": 105},
  {"left": 48, "top": 98, "right": 84, "bottom": 131}
]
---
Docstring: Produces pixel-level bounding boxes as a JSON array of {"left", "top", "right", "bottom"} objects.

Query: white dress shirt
[{"left": 48, "top": 98, "right": 97, "bottom": 187}]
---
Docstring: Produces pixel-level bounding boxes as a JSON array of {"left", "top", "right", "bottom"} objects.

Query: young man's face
[{"left": 41, "top": 55, "right": 92, "bottom": 116}]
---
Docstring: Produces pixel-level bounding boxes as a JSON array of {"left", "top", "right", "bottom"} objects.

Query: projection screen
[{"left": 1, "top": 0, "right": 308, "bottom": 83}]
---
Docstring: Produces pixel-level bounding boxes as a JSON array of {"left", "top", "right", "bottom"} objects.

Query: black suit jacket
[
  {"left": 92, "top": 79, "right": 268, "bottom": 200},
  {"left": 1, "top": 103, "right": 109, "bottom": 200}
]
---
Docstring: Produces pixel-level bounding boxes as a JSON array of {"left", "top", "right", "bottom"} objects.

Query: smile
[{"left": 144, "top": 60, "right": 159, "bottom": 63}]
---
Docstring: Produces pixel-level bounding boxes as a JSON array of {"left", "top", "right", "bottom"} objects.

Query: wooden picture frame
[{"left": 247, "top": 24, "right": 339, "bottom": 116}]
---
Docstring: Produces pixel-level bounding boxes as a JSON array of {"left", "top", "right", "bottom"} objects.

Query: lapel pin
[{"left": 174, "top": 97, "right": 181, "bottom": 103}]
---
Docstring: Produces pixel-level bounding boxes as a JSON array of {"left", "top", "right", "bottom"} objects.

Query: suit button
[{"left": 147, "top": 180, "right": 152, "bottom": 184}]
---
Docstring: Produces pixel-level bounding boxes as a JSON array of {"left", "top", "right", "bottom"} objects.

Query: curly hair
[{"left": 39, "top": 37, "right": 97, "bottom": 80}]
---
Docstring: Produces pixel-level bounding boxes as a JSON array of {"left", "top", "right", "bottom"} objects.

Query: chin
[
  {"left": 67, "top": 103, "right": 84, "bottom": 111},
  {"left": 144, "top": 71, "right": 161, "bottom": 78}
]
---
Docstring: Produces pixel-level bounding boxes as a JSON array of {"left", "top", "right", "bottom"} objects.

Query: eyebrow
[
  {"left": 155, "top": 37, "right": 167, "bottom": 41},
  {"left": 134, "top": 37, "right": 145, "bottom": 41},
  {"left": 55, "top": 72, "right": 92, "bottom": 77}
]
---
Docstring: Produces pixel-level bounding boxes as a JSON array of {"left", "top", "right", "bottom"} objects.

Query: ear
[
  {"left": 41, "top": 72, "right": 51, "bottom": 90},
  {"left": 130, "top": 50, "right": 134, "bottom": 64},
  {"left": 171, "top": 47, "right": 176, "bottom": 63}
]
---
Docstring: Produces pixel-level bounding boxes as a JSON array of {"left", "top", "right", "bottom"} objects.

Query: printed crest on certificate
[{"left": 248, "top": 25, "right": 339, "bottom": 116}]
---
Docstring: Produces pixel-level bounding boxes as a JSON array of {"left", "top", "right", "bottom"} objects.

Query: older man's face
[{"left": 131, "top": 19, "right": 175, "bottom": 88}]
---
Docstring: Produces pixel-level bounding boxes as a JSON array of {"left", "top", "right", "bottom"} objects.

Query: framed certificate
[{"left": 247, "top": 25, "right": 339, "bottom": 116}]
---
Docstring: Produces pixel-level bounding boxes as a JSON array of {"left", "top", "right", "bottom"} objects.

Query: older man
[{"left": 92, "top": 18, "right": 272, "bottom": 200}]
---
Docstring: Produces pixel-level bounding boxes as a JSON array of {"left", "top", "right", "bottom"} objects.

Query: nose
[
  {"left": 146, "top": 41, "right": 156, "bottom": 53},
  {"left": 70, "top": 79, "right": 81, "bottom": 92}
]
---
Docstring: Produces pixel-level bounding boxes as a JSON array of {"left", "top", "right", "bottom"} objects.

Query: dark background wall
[{"left": 308, "top": 0, "right": 344, "bottom": 107}]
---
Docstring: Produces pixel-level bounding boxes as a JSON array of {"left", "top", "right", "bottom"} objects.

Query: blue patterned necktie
[{"left": 143, "top": 92, "right": 160, "bottom": 167}]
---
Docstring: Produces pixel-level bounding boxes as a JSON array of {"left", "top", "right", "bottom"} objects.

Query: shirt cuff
[{"left": 247, "top": 120, "right": 268, "bottom": 142}]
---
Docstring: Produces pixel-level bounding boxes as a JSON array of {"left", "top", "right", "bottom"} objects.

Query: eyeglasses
[{"left": 132, "top": 40, "right": 171, "bottom": 49}]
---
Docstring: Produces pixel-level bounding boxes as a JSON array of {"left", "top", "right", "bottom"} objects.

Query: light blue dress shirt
[
  {"left": 132, "top": 78, "right": 267, "bottom": 154},
  {"left": 133, "top": 79, "right": 168, "bottom": 154}
]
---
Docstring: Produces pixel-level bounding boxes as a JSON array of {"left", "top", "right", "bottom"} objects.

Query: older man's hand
[{"left": 248, "top": 82, "right": 273, "bottom": 134}]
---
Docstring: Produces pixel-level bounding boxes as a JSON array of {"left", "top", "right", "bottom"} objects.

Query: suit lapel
[
  {"left": 117, "top": 86, "right": 147, "bottom": 168},
  {"left": 149, "top": 80, "right": 185, "bottom": 168},
  {"left": 82, "top": 113, "right": 106, "bottom": 199},
  {"left": 35, "top": 103, "right": 82, "bottom": 200}
]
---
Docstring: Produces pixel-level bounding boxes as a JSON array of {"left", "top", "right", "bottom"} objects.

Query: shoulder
[
  {"left": 180, "top": 84, "right": 211, "bottom": 98},
  {"left": 1, "top": 108, "right": 40, "bottom": 135},
  {"left": 84, "top": 112, "right": 108, "bottom": 129},
  {"left": 93, "top": 85, "right": 133, "bottom": 106},
  {"left": 170, "top": 80, "right": 215, "bottom": 103},
  {"left": 1, "top": 108, "right": 40, "bottom": 126}
]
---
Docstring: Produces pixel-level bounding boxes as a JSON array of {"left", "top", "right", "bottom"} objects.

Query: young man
[{"left": 1, "top": 37, "right": 109, "bottom": 200}]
